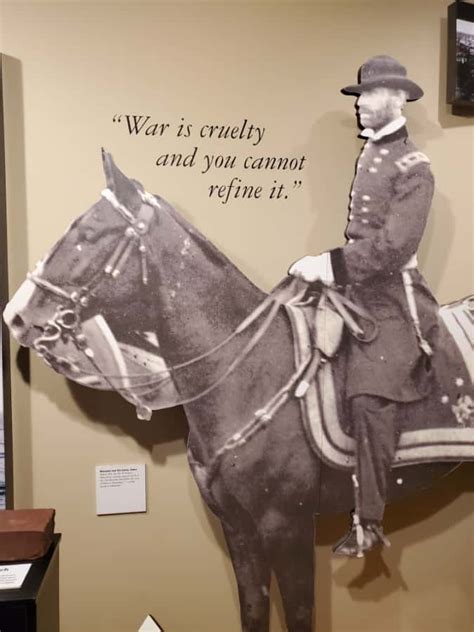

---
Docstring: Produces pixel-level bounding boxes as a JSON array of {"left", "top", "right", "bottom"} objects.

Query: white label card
[
  {"left": 0, "top": 563, "right": 32, "bottom": 590},
  {"left": 96, "top": 464, "right": 146, "bottom": 516}
]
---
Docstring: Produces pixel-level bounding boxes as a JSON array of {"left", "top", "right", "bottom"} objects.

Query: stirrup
[{"left": 333, "top": 515, "right": 390, "bottom": 558}]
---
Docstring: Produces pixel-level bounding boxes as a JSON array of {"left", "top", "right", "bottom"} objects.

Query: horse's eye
[{"left": 76, "top": 244, "right": 83, "bottom": 252}]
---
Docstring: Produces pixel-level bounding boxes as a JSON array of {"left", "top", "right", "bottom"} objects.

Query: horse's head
[
  {"left": 4, "top": 150, "right": 171, "bottom": 391},
  {"left": 4, "top": 149, "right": 263, "bottom": 413}
]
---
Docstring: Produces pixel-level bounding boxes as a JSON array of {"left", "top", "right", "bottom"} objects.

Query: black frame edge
[{"left": 0, "top": 54, "right": 14, "bottom": 508}]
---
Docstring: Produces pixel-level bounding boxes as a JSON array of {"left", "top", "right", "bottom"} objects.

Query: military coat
[{"left": 330, "top": 126, "right": 439, "bottom": 402}]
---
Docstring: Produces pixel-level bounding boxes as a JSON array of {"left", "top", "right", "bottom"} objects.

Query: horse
[{"left": 4, "top": 151, "right": 471, "bottom": 632}]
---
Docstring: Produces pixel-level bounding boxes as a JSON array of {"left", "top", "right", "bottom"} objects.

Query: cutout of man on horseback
[
  {"left": 3, "top": 53, "right": 473, "bottom": 632},
  {"left": 289, "top": 55, "right": 440, "bottom": 557}
]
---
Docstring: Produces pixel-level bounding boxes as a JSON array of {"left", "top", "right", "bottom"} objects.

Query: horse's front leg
[
  {"left": 222, "top": 521, "right": 271, "bottom": 632},
  {"left": 260, "top": 510, "right": 315, "bottom": 632},
  {"left": 188, "top": 453, "right": 271, "bottom": 632}
]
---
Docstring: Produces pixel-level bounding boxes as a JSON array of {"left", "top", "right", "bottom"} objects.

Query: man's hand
[{"left": 288, "top": 252, "right": 335, "bottom": 285}]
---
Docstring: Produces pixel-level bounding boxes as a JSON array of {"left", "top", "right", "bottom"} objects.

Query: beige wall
[{"left": 1, "top": 1, "right": 473, "bottom": 631}]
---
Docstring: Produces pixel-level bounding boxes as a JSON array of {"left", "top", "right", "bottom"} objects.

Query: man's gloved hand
[{"left": 288, "top": 252, "right": 334, "bottom": 285}]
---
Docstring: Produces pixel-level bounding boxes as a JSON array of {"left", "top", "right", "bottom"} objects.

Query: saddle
[{"left": 286, "top": 296, "right": 474, "bottom": 470}]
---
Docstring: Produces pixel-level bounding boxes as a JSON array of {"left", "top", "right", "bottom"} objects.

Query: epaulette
[{"left": 395, "top": 151, "right": 430, "bottom": 174}]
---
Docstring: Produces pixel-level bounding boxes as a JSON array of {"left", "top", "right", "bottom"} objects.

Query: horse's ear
[{"left": 101, "top": 148, "right": 142, "bottom": 212}]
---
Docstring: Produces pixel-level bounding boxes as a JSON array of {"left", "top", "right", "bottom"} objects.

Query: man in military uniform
[{"left": 289, "top": 55, "right": 439, "bottom": 556}]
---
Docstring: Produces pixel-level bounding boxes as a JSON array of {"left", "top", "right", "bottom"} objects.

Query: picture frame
[
  {"left": 447, "top": 1, "right": 474, "bottom": 107},
  {"left": 0, "top": 54, "right": 14, "bottom": 509}
]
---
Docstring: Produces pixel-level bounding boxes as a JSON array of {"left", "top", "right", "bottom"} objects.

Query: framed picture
[
  {"left": 0, "top": 54, "right": 13, "bottom": 509},
  {"left": 447, "top": 1, "right": 474, "bottom": 107}
]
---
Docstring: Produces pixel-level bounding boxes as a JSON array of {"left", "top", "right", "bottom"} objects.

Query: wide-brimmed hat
[{"left": 342, "top": 55, "right": 423, "bottom": 101}]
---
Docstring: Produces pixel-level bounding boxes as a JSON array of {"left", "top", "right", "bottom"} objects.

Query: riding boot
[{"left": 333, "top": 515, "right": 391, "bottom": 557}]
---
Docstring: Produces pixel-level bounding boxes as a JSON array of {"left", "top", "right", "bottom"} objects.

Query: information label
[
  {"left": 96, "top": 464, "right": 146, "bottom": 515},
  {"left": 0, "top": 563, "right": 32, "bottom": 590}
]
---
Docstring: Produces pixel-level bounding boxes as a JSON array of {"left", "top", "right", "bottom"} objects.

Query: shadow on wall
[
  {"left": 316, "top": 463, "right": 473, "bottom": 631},
  {"left": 409, "top": 100, "right": 445, "bottom": 144},
  {"left": 68, "top": 380, "right": 189, "bottom": 465},
  {"left": 418, "top": 187, "right": 456, "bottom": 297}
]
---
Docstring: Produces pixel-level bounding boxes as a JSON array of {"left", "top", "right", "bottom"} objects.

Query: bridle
[
  {"left": 27, "top": 188, "right": 157, "bottom": 378},
  {"left": 29, "top": 186, "right": 156, "bottom": 308}
]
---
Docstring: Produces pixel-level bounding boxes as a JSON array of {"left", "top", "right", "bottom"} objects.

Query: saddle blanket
[{"left": 286, "top": 296, "right": 474, "bottom": 471}]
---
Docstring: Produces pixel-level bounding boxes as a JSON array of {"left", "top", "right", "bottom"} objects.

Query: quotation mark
[
  {"left": 112, "top": 114, "right": 123, "bottom": 123},
  {"left": 293, "top": 181, "right": 302, "bottom": 190}
]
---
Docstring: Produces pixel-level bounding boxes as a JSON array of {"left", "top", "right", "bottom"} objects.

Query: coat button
[
  {"left": 369, "top": 167, "right": 378, "bottom": 173},
  {"left": 373, "top": 157, "right": 382, "bottom": 163},
  {"left": 361, "top": 218, "right": 369, "bottom": 224},
  {"left": 361, "top": 206, "right": 369, "bottom": 212},
  {"left": 362, "top": 195, "right": 371, "bottom": 201},
  {"left": 380, "top": 148, "right": 389, "bottom": 155}
]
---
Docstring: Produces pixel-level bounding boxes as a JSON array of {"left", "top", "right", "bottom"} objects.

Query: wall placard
[{"left": 96, "top": 464, "right": 146, "bottom": 516}]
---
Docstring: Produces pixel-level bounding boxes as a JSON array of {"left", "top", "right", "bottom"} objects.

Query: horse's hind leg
[
  {"left": 261, "top": 510, "right": 315, "bottom": 632},
  {"left": 222, "top": 522, "right": 271, "bottom": 632}
]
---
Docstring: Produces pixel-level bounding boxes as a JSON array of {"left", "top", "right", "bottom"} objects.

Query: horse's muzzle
[{"left": 3, "top": 279, "right": 45, "bottom": 347}]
